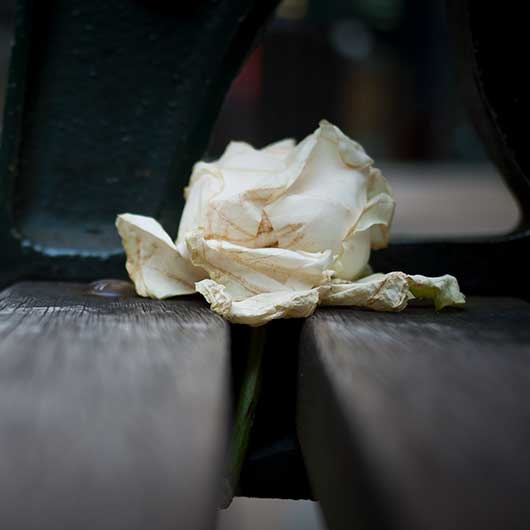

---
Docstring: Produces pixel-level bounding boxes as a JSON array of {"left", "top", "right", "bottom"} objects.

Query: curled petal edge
[
  {"left": 320, "top": 272, "right": 466, "bottom": 312},
  {"left": 116, "top": 213, "right": 204, "bottom": 299},
  {"left": 195, "top": 272, "right": 464, "bottom": 326},
  {"left": 186, "top": 230, "right": 334, "bottom": 300},
  {"left": 195, "top": 279, "right": 320, "bottom": 326}
]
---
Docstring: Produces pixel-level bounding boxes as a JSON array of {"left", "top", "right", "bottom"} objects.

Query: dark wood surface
[
  {"left": 0, "top": 281, "right": 230, "bottom": 530},
  {"left": 298, "top": 298, "right": 530, "bottom": 530}
]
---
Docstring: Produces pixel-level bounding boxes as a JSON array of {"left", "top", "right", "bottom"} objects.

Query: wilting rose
[{"left": 117, "top": 121, "right": 464, "bottom": 325}]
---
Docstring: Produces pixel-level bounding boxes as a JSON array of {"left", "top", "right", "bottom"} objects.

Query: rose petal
[
  {"left": 186, "top": 230, "right": 333, "bottom": 300},
  {"left": 199, "top": 139, "right": 304, "bottom": 245},
  {"left": 116, "top": 213, "right": 204, "bottom": 298},
  {"left": 265, "top": 121, "right": 395, "bottom": 279},
  {"left": 320, "top": 272, "right": 465, "bottom": 311},
  {"left": 195, "top": 279, "right": 319, "bottom": 326},
  {"left": 407, "top": 274, "right": 466, "bottom": 310},
  {"left": 265, "top": 124, "right": 368, "bottom": 254},
  {"left": 176, "top": 161, "right": 224, "bottom": 249}
]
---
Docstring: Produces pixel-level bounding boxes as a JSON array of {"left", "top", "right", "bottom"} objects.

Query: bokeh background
[
  {"left": 0, "top": 1, "right": 520, "bottom": 529},
  {"left": 0, "top": 0, "right": 520, "bottom": 243},
  {"left": 207, "top": 0, "right": 519, "bottom": 240}
]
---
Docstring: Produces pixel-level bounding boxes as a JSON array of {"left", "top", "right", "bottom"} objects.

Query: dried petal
[
  {"left": 116, "top": 213, "right": 204, "bottom": 298},
  {"left": 264, "top": 121, "right": 394, "bottom": 279},
  {"left": 177, "top": 120, "right": 395, "bottom": 284},
  {"left": 320, "top": 272, "right": 465, "bottom": 312},
  {"left": 186, "top": 229, "right": 333, "bottom": 300},
  {"left": 407, "top": 274, "right": 466, "bottom": 310},
  {"left": 195, "top": 279, "right": 319, "bottom": 326}
]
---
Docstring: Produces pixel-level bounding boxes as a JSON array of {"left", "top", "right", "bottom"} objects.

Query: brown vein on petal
[
  {"left": 147, "top": 266, "right": 195, "bottom": 289},
  {"left": 205, "top": 232, "right": 278, "bottom": 248},
  {"left": 200, "top": 243, "right": 323, "bottom": 293},
  {"left": 365, "top": 277, "right": 389, "bottom": 306},
  {"left": 257, "top": 211, "right": 273, "bottom": 235},
  {"left": 219, "top": 246, "right": 328, "bottom": 286},
  {"left": 275, "top": 223, "right": 304, "bottom": 248},
  {"left": 122, "top": 228, "right": 195, "bottom": 292},
  {"left": 343, "top": 196, "right": 391, "bottom": 243},
  {"left": 209, "top": 265, "right": 265, "bottom": 296},
  {"left": 190, "top": 240, "right": 266, "bottom": 296},
  {"left": 208, "top": 202, "right": 256, "bottom": 238}
]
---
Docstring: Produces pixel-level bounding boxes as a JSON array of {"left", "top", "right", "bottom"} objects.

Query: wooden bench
[
  {"left": 1, "top": 1, "right": 530, "bottom": 529},
  {"left": 299, "top": 299, "right": 530, "bottom": 530},
  {"left": 0, "top": 281, "right": 230, "bottom": 530}
]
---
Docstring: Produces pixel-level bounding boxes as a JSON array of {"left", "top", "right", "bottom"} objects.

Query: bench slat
[
  {"left": 298, "top": 298, "right": 530, "bottom": 530},
  {"left": 0, "top": 281, "right": 230, "bottom": 530}
]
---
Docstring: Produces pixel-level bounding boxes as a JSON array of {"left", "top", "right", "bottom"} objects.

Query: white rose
[{"left": 116, "top": 121, "right": 464, "bottom": 325}]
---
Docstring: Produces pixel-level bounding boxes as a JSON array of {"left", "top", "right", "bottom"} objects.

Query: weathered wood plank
[
  {"left": 298, "top": 298, "right": 530, "bottom": 530},
  {"left": 0, "top": 281, "right": 230, "bottom": 530}
]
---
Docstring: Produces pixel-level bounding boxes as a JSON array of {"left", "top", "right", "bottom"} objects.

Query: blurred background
[
  {"left": 207, "top": 0, "right": 519, "bottom": 239},
  {"left": 0, "top": 1, "right": 520, "bottom": 529},
  {"left": 0, "top": 0, "right": 520, "bottom": 243},
  {"left": 212, "top": 0, "right": 470, "bottom": 161}
]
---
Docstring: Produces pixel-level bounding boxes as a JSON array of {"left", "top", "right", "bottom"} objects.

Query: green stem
[{"left": 222, "top": 326, "right": 267, "bottom": 507}]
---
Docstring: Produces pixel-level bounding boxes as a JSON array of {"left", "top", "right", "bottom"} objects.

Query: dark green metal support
[{"left": 0, "top": 0, "right": 279, "bottom": 286}]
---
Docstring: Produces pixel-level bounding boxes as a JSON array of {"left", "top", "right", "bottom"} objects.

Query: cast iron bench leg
[
  {"left": 0, "top": 282, "right": 230, "bottom": 530},
  {"left": 298, "top": 298, "right": 530, "bottom": 530}
]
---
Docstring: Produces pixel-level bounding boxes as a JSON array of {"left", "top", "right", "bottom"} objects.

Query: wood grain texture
[
  {"left": 298, "top": 298, "right": 530, "bottom": 530},
  {"left": 0, "top": 282, "right": 230, "bottom": 530}
]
